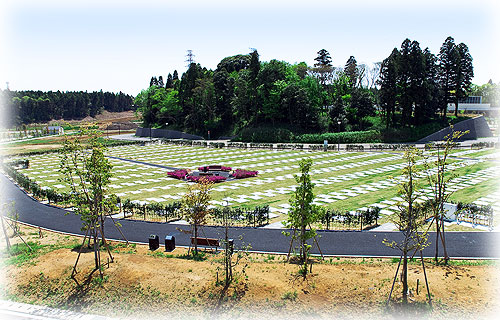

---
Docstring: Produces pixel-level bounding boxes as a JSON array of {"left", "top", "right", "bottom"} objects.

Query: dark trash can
[
  {"left": 165, "top": 235, "right": 176, "bottom": 251},
  {"left": 149, "top": 234, "right": 159, "bottom": 250}
]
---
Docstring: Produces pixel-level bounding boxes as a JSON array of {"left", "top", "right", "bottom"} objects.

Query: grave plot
[{"left": 13, "top": 143, "right": 498, "bottom": 231}]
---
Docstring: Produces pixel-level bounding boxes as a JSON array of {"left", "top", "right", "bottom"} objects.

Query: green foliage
[
  {"left": 282, "top": 290, "right": 298, "bottom": 301},
  {"left": 1, "top": 90, "right": 134, "bottom": 126},
  {"left": 294, "top": 130, "right": 381, "bottom": 144},
  {"left": 237, "top": 126, "right": 293, "bottom": 143},
  {"left": 284, "top": 158, "right": 322, "bottom": 276}
]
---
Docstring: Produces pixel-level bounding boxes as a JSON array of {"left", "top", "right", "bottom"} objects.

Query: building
[
  {"left": 447, "top": 96, "right": 499, "bottom": 115},
  {"left": 47, "top": 126, "right": 64, "bottom": 135}
]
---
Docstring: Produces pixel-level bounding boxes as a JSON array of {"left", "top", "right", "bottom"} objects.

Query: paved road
[{"left": 1, "top": 173, "right": 498, "bottom": 258}]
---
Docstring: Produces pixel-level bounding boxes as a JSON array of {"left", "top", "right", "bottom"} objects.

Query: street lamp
[{"left": 337, "top": 120, "right": 341, "bottom": 152}]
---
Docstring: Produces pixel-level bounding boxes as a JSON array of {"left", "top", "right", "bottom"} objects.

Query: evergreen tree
[
  {"left": 313, "top": 49, "right": 333, "bottom": 86},
  {"left": 172, "top": 70, "right": 179, "bottom": 81},
  {"left": 344, "top": 56, "right": 358, "bottom": 87},
  {"left": 454, "top": 42, "right": 474, "bottom": 116},
  {"left": 166, "top": 73, "right": 173, "bottom": 89},
  {"left": 157, "top": 75, "right": 164, "bottom": 88},
  {"left": 378, "top": 48, "right": 400, "bottom": 128},
  {"left": 438, "top": 37, "right": 459, "bottom": 120}
]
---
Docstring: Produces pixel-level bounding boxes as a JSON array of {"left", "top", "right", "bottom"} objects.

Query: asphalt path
[{"left": 1, "top": 173, "right": 498, "bottom": 258}]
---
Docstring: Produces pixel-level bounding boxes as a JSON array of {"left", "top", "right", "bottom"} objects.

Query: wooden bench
[{"left": 190, "top": 237, "right": 219, "bottom": 251}]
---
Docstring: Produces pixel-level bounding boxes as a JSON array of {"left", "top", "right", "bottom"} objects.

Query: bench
[{"left": 190, "top": 237, "right": 219, "bottom": 251}]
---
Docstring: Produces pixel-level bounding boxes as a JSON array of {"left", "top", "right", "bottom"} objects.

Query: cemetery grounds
[
  {"left": 2, "top": 142, "right": 500, "bottom": 318},
  {"left": 14, "top": 143, "right": 500, "bottom": 230}
]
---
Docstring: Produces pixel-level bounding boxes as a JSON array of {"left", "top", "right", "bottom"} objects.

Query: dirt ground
[
  {"left": 1, "top": 224, "right": 499, "bottom": 320},
  {"left": 47, "top": 110, "right": 138, "bottom": 126}
]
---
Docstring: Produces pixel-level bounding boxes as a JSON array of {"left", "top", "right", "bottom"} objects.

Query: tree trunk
[
  {"left": 435, "top": 221, "right": 440, "bottom": 263},
  {"left": 194, "top": 224, "right": 198, "bottom": 255},
  {"left": 402, "top": 248, "right": 408, "bottom": 304}
]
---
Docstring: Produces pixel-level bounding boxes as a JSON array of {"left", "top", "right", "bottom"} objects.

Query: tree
[
  {"left": 453, "top": 43, "right": 474, "bottom": 116},
  {"left": 165, "top": 73, "right": 173, "bottom": 89},
  {"left": 422, "top": 129, "right": 467, "bottom": 264},
  {"left": 438, "top": 37, "right": 460, "bottom": 120},
  {"left": 313, "top": 49, "right": 333, "bottom": 86},
  {"left": 384, "top": 147, "right": 430, "bottom": 305},
  {"left": 344, "top": 56, "right": 358, "bottom": 87},
  {"left": 181, "top": 178, "right": 213, "bottom": 256},
  {"left": 60, "top": 129, "right": 119, "bottom": 283},
  {"left": 283, "top": 158, "right": 323, "bottom": 278},
  {"left": 157, "top": 75, "right": 164, "bottom": 88},
  {"left": 378, "top": 49, "right": 400, "bottom": 128},
  {"left": 217, "top": 207, "right": 250, "bottom": 288}
]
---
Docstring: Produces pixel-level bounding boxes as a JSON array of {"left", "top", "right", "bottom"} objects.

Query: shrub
[
  {"left": 167, "top": 169, "right": 188, "bottom": 180},
  {"left": 293, "top": 130, "right": 381, "bottom": 144},
  {"left": 232, "top": 169, "right": 258, "bottom": 179}
]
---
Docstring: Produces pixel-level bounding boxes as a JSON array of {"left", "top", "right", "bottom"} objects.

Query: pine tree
[
  {"left": 344, "top": 56, "right": 358, "bottom": 87},
  {"left": 438, "top": 37, "right": 459, "bottom": 120},
  {"left": 454, "top": 43, "right": 474, "bottom": 116},
  {"left": 313, "top": 49, "right": 333, "bottom": 86},
  {"left": 166, "top": 73, "right": 173, "bottom": 89},
  {"left": 378, "top": 48, "right": 400, "bottom": 128}
]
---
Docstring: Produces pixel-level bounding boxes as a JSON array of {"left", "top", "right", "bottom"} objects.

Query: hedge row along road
[{"left": 1, "top": 173, "right": 498, "bottom": 259}]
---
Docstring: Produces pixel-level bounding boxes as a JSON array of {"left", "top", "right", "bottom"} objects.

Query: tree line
[
  {"left": 1, "top": 90, "right": 135, "bottom": 126},
  {"left": 378, "top": 36, "right": 474, "bottom": 128},
  {"left": 137, "top": 36, "right": 474, "bottom": 138}
]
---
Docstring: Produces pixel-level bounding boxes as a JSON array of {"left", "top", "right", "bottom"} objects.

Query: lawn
[{"left": 13, "top": 143, "right": 500, "bottom": 231}]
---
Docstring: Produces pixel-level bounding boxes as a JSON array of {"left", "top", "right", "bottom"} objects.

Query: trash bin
[
  {"left": 165, "top": 235, "right": 175, "bottom": 251},
  {"left": 149, "top": 234, "right": 159, "bottom": 250}
]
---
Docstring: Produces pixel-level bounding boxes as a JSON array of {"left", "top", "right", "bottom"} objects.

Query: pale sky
[{"left": 1, "top": 0, "right": 499, "bottom": 95}]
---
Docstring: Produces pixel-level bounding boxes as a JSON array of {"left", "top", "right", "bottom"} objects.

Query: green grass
[
  {"left": 4, "top": 239, "right": 80, "bottom": 266},
  {"left": 14, "top": 144, "right": 498, "bottom": 230}
]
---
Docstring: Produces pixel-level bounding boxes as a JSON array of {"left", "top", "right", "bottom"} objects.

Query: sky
[{"left": 1, "top": 0, "right": 499, "bottom": 96}]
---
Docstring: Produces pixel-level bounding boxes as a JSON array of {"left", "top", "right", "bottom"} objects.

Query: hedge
[{"left": 293, "top": 130, "right": 382, "bottom": 144}]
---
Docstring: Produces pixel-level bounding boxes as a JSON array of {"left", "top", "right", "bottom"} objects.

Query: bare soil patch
[{"left": 1, "top": 224, "right": 499, "bottom": 320}]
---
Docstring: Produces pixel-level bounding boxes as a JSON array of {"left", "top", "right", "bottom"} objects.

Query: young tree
[
  {"left": 423, "top": 129, "right": 467, "bottom": 264},
  {"left": 216, "top": 207, "right": 250, "bottom": 288},
  {"left": 284, "top": 158, "right": 323, "bottom": 277},
  {"left": 181, "top": 178, "right": 213, "bottom": 256},
  {"left": 60, "top": 129, "right": 118, "bottom": 282},
  {"left": 384, "top": 147, "right": 430, "bottom": 304}
]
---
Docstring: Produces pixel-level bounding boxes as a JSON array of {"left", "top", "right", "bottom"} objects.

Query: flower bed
[
  {"left": 187, "top": 175, "right": 226, "bottom": 183},
  {"left": 232, "top": 169, "right": 258, "bottom": 179},
  {"left": 167, "top": 169, "right": 188, "bottom": 180}
]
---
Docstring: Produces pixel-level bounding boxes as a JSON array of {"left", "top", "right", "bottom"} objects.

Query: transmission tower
[{"left": 185, "top": 50, "right": 195, "bottom": 68}]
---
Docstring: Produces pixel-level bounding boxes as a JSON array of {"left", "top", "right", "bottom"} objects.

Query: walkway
[{"left": 1, "top": 173, "right": 498, "bottom": 258}]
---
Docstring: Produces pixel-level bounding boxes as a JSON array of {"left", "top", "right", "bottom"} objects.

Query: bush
[
  {"left": 232, "top": 169, "right": 258, "bottom": 179},
  {"left": 293, "top": 130, "right": 381, "bottom": 144},
  {"left": 167, "top": 169, "right": 188, "bottom": 180}
]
